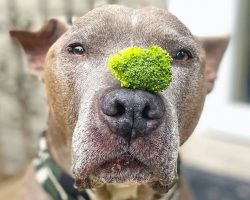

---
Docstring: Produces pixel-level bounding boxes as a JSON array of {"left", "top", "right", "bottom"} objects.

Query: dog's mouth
[
  {"left": 99, "top": 154, "right": 145, "bottom": 172},
  {"left": 73, "top": 147, "right": 179, "bottom": 194},
  {"left": 90, "top": 153, "right": 153, "bottom": 184},
  {"left": 74, "top": 152, "right": 158, "bottom": 190}
]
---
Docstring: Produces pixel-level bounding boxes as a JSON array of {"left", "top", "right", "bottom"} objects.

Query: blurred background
[{"left": 0, "top": 0, "right": 249, "bottom": 199}]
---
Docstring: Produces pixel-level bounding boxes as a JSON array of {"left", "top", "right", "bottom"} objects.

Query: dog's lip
[
  {"left": 99, "top": 153, "right": 145, "bottom": 172},
  {"left": 74, "top": 153, "right": 148, "bottom": 188},
  {"left": 75, "top": 152, "right": 146, "bottom": 175},
  {"left": 74, "top": 151, "right": 177, "bottom": 191}
]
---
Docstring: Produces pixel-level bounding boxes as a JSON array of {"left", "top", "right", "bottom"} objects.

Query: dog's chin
[
  {"left": 92, "top": 156, "right": 154, "bottom": 184},
  {"left": 74, "top": 155, "right": 178, "bottom": 193}
]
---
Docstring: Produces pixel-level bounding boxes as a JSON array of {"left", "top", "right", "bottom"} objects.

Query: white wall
[{"left": 168, "top": 0, "right": 250, "bottom": 142}]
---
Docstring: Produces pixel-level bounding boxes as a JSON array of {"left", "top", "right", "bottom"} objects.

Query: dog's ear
[
  {"left": 10, "top": 19, "right": 67, "bottom": 77},
  {"left": 199, "top": 36, "right": 229, "bottom": 93}
]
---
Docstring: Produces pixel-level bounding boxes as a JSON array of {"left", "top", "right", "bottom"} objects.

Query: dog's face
[
  {"left": 10, "top": 5, "right": 228, "bottom": 193},
  {"left": 44, "top": 5, "right": 206, "bottom": 191}
]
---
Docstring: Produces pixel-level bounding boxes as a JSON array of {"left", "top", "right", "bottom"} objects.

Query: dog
[{"left": 10, "top": 5, "right": 229, "bottom": 200}]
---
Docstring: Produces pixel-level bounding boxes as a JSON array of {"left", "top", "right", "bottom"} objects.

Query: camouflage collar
[{"left": 33, "top": 132, "right": 90, "bottom": 200}]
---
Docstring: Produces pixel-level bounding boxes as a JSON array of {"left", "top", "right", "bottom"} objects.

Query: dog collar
[{"left": 33, "top": 132, "right": 91, "bottom": 200}]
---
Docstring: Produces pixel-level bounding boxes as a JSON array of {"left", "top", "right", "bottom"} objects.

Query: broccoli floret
[{"left": 108, "top": 46, "right": 173, "bottom": 93}]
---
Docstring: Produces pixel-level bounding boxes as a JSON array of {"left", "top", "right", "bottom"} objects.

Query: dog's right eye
[
  {"left": 173, "top": 49, "right": 193, "bottom": 61},
  {"left": 67, "top": 44, "right": 85, "bottom": 55}
]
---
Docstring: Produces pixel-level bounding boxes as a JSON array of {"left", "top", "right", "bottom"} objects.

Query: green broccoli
[{"left": 108, "top": 45, "right": 173, "bottom": 93}]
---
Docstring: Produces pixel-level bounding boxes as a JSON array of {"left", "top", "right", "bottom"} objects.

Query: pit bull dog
[{"left": 10, "top": 5, "right": 229, "bottom": 200}]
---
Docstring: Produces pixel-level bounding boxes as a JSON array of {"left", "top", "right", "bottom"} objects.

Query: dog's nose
[{"left": 101, "top": 89, "right": 165, "bottom": 141}]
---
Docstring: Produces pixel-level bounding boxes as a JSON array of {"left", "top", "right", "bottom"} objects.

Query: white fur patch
[{"left": 131, "top": 15, "right": 138, "bottom": 27}]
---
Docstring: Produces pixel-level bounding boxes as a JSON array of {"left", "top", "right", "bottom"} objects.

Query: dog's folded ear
[
  {"left": 10, "top": 19, "right": 67, "bottom": 77},
  {"left": 199, "top": 36, "right": 230, "bottom": 93}
]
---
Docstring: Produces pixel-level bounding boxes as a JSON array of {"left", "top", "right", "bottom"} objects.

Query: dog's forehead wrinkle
[
  {"left": 65, "top": 5, "right": 196, "bottom": 51},
  {"left": 73, "top": 5, "right": 133, "bottom": 31}
]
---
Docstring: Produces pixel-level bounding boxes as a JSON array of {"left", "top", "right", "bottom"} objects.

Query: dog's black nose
[{"left": 101, "top": 89, "right": 165, "bottom": 141}]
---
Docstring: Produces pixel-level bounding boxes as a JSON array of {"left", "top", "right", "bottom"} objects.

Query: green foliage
[{"left": 108, "top": 46, "right": 173, "bottom": 92}]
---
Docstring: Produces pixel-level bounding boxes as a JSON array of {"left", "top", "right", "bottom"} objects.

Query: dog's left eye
[
  {"left": 67, "top": 44, "right": 85, "bottom": 55},
  {"left": 174, "top": 49, "right": 193, "bottom": 61}
]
